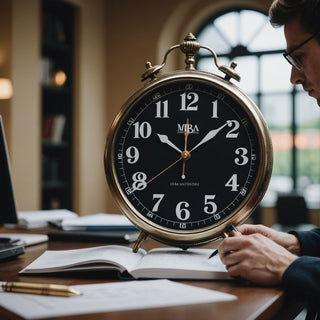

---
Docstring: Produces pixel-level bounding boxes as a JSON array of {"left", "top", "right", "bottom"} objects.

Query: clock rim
[{"left": 105, "top": 70, "right": 273, "bottom": 247}]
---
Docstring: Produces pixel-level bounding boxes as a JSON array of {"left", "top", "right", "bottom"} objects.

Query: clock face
[{"left": 105, "top": 71, "right": 272, "bottom": 246}]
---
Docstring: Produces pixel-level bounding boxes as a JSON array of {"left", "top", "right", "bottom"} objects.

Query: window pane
[
  {"left": 198, "top": 55, "right": 259, "bottom": 95},
  {"left": 296, "top": 92, "right": 320, "bottom": 127},
  {"left": 214, "top": 12, "right": 238, "bottom": 47},
  {"left": 260, "top": 94, "right": 292, "bottom": 206},
  {"left": 261, "top": 93, "right": 292, "bottom": 177},
  {"left": 196, "top": 7, "right": 310, "bottom": 207},
  {"left": 197, "top": 57, "right": 214, "bottom": 73},
  {"left": 232, "top": 56, "right": 258, "bottom": 94},
  {"left": 248, "top": 24, "right": 285, "bottom": 51},
  {"left": 261, "top": 54, "right": 292, "bottom": 93},
  {"left": 240, "top": 10, "right": 268, "bottom": 46},
  {"left": 197, "top": 24, "right": 231, "bottom": 55},
  {"left": 296, "top": 92, "right": 320, "bottom": 208},
  {"left": 261, "top": 94, "right": 291, "bottom": 128},
  {"left": 197, "top": 56, "right": 230, "bottom": 76}
]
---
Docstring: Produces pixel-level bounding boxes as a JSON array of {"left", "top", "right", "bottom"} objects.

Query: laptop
[{"left": 0, "top": 116, "right": 24, "bottom": 260}]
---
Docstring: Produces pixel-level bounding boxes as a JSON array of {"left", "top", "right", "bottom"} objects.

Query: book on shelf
[
  {"left": 42, "top": 114, "right": 67, "bottom": 143},
  {"left": 19, "top": 245, "right": 231, "bottom": 280},
  {"left": 42, "top": 12, "right": 67, "bottom": 44},
  {"left": 39, "top": 57, "right": 54, "bottom": 85}
]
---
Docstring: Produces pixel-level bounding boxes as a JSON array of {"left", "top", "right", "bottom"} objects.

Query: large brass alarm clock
[{"left": 104, "top": 33, "right": 273, "bottom": 252}]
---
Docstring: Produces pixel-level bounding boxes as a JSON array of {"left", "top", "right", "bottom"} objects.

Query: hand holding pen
[
  {"left": 208, "top": 225, "right": 240, "bottom": 259},
  {"left": 216, "top": 224, "right": 297, "bottom": 286}
]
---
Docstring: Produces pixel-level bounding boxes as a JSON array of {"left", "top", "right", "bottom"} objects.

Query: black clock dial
[{"left": 106, "top": 72, "right": 271, "bottom": 241}]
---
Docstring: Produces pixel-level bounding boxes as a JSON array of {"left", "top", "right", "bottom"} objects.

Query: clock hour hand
[
  {"left": 191, "top": 121, "right": 230, "bottom": 152},
  {"left": 157, "top": 134, "right": 182, "bottom": 153}
]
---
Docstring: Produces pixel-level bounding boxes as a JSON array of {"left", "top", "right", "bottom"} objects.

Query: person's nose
[{"left": 290, "top": 66, "right": 304, "bottom": 85}]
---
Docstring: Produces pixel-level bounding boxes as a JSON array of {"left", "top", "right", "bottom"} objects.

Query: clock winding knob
[
  {"left": 180, "top": 33, "right": 201, "bottom": 71},
  {"left": 220, "top": 62, "right": 241, "bottom": 82}
]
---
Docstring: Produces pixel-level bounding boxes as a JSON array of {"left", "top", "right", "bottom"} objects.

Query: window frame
[{"left": 194, "top": 6, "right": 320, "bottom": 207}]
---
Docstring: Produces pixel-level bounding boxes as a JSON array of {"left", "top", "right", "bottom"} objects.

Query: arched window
[{"left": 196, "top": 8, "right": 320, "bottom": 208}]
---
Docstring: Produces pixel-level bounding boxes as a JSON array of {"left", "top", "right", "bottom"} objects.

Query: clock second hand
[{"left": 146, "top": 156, "right": 183, "bottom": 185}]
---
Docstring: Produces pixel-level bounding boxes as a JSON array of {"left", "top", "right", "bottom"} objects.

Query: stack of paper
[
  {"left": 5, "top": 209, "right": 78, "bottom": 229},
  {"left": 60, "top": 213, "right": 137, "bottom": 231},
  {"left": 0, "top": 233, "right": 48, "bottom": 246},
  {"left": 0, "top": 279, "right": 237, "bottom": 319}
]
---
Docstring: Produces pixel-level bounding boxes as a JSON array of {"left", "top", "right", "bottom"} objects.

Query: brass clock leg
[{"left": 133, "top": 231, "right": 148, "bottom": 253}]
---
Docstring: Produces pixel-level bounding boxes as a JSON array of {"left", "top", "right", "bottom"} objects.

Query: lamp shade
[{"left": 0, "top": 78, "right": 13, "bottom": 99}]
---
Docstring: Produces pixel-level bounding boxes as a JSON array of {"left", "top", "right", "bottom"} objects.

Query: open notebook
[{"left": 0, "top": 116, "right": 24, "bottom": 260}]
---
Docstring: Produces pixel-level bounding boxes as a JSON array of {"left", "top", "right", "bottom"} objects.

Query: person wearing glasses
[{"left": 218, "top": 0, "right": 320, "bottom": 316}]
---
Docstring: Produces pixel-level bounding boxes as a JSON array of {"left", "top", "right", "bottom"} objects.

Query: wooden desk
[{"left": 0, "top": 228, "right": 305, "bottom": 320}]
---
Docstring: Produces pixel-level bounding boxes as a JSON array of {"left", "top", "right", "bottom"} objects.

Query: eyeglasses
[{"left": 283, "top": 32, "right": 320, "bottom": 70}]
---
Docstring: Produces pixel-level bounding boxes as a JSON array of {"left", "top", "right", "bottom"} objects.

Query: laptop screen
[{"left": 0, "top": 116, "right": 18, "bottom": 224}]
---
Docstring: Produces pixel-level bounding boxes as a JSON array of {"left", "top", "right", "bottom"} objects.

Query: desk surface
[{"left": 0, "top": 227, "right": 305, "bottom": 320}]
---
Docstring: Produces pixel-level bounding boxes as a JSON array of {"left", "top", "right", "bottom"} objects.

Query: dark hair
[{"left": 269, "top": 0, "right": 320, "bottom": 35}]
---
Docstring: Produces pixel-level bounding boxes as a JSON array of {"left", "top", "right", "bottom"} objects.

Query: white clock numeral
[
  {"left": 211, "top": 100, "right": 218, "bottom": 118},
  {"left": 241, "top": 117, "right": 249, "bottom": 126},
  {"left": 204, "top": 195, "right": 218, "bottom": 214},
  {"left": 126, "top": 146, "right": 139, "bottom": 164},
  {"left": 155, "top": 100, "right": 169, "bottom": 118},
  {"left": 235, "top": 147, "right": 249, "bottom": 165},
  {"left": 125, "top": 187, "right": 133, "bottom": 195},
  {"left": 225, "top": 174, "right": 239, "bottom": 191},
  {"left": 226, "top": 120, "right": 240, "bottom": 138},
  {"left": 152, "top": 92, "right": 161, "bottom": 101},
  {"left": 240, "top": 187, "right": 248, "bottom": 196},
  {"left": 179, "top": 92, "right": 198, "bottom": 111},
  {"left": 213, "top": 213, "right": 221, "bottom": 221},
  {"left": 179, "top": 223, "right": 187, "bottom": 229},
  {"left": 175, "top": 201, "right": 190, "bottom": 221},
  {"left": 131, "top": 172, "right": 147, "bottom": 191},
  {"left": 147, "top": 212, "right": 154, "bottom": 218},
  {"left": 133, "top": 121, "right": 152, "bottom": 139},
  {"left": 127, "top": 117, "right": 135, "bottom": 126},
  {"left": 152, "top": 194, "right": 164, "bottom": 212}
]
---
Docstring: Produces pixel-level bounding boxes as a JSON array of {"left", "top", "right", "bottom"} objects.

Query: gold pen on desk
[{"left": 1, "top": 281, "right": 81, "bottom": 297}]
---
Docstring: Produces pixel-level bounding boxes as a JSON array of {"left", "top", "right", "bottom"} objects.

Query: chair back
[{"left": 276, "top": 193, "right": 309, "bottom": 226}]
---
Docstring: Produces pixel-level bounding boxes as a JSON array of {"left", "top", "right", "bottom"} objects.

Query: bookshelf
[{"left": 40, "top": 0, "right": 74, "bottom": 210}]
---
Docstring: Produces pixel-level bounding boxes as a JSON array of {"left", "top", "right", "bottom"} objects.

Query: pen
[
  {"left": 208, "top": 225, "right": 239, "bottom": 259},
  {"left": 1, "top": 281, "right": 81, "bottom": 297},
  {"left": 207, "top": 249, "right": 219, "bottom": 259}
]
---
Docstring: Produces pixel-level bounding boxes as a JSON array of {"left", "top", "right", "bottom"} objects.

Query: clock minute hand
[
  {"left": 157, "top": 134, "right": 182, "bottom": 153},
  {"left": 191, "top": 121, "right": 230, "bottom": 152}
]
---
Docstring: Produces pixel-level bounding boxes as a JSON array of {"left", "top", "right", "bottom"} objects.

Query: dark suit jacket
[{"left": 283, "top": 228, "right": 320, "bottom": 312}]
